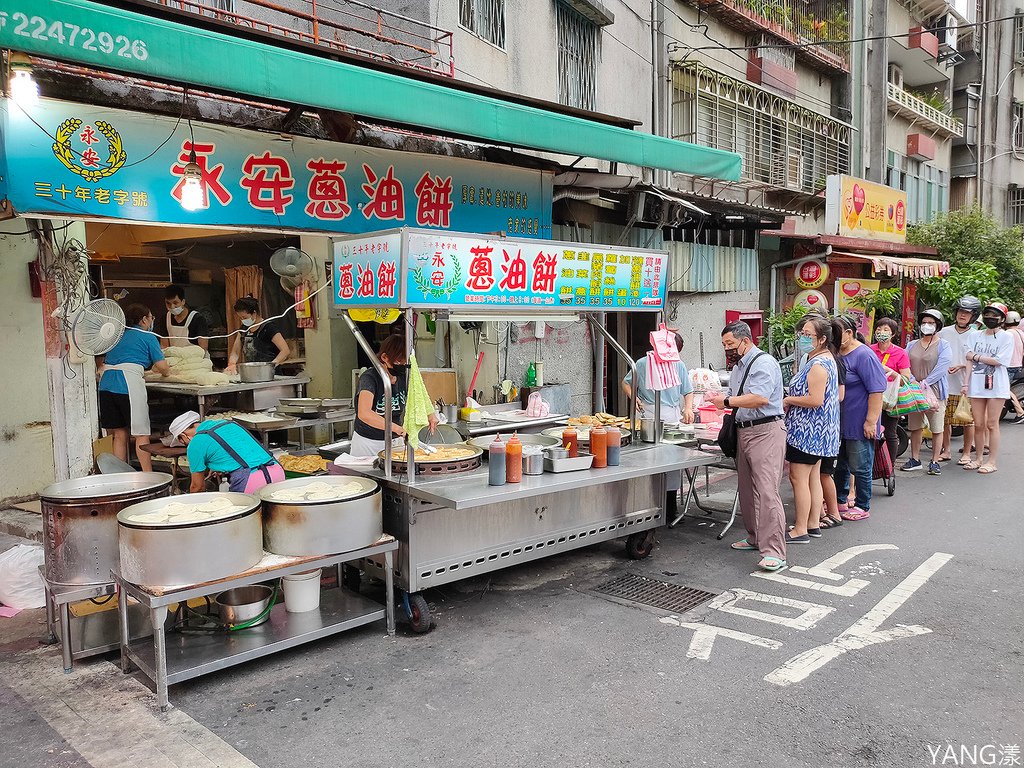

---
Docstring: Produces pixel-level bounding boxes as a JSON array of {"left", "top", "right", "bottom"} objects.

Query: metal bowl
[
  {"left": 239, "top": 362, "right": 276, "bottom": 383},
  {"left": 215, "top": 585, "right": 273, "bottom": 626}
]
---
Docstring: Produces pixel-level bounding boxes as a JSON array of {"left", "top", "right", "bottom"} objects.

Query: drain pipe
[{"left": 768, "top": 247, "right": 832, "bottom": 349}]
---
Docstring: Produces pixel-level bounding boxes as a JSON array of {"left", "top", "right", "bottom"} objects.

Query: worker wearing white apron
[
  {"left": 162, "top": 285, "right": 210, "bottom": 352},
  {"left": 97, "top": 304, "right": 170, "bottom": 472}
]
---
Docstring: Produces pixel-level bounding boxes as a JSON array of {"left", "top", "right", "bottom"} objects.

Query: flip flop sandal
[
  {"left": 824, "top": 515, "right": 844, "bottom": 527},
  {"left": 957, "top": 456, "right": 972, "bottom": 466},
  {"left": 938, "top": 455, "right": 952, "bottom": 462},
  {"left": 758, "top": 557, "right": 786, "bottom": 572},
  {"left": 819, "top": 517, "right": 837, "bottom": 529},
  {"left": 978, "top": 465, "right": 998, "bottom": 474},
  {"left": 963, "top": 461, "right": 980, "bottom": 471},
  {"left": 840, "top": 509, "right": 870, "bottom": 521},
  {"left": 730, "top": 539, "right": 758, "bottom": 551}
]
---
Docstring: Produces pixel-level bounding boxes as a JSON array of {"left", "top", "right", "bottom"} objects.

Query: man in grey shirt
[{"left": 708, "top": 321, "right": 787, "bottom": 571}]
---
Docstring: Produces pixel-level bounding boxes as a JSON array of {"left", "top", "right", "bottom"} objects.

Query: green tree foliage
[{"left": 907, "top": 206, "right": 1024, "bottom": 312}]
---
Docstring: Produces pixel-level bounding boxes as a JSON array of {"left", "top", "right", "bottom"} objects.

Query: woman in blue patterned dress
[{"left": 783, "top": 316, "right": 842, "bottom": 544}]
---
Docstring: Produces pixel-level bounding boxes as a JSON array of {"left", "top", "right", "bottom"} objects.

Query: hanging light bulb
[
  {"left": 179, "top": 115, "right": 204, "bottom": 211},
  {"left": 9, "top": 53, "right": 39, "bottom": 107},
  {"left": 180, "top": 152, "right": 204, "bottom": 211}
]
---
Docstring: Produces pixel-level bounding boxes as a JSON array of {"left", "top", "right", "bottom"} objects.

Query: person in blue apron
[
  {"left": 169, "top": 411, "right": 285, "bottom": 493},
  {"left": 98, "top": 303, "right": 170, "bottom": 472}
]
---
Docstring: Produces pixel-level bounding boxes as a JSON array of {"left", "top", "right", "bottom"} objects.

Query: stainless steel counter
[
  {"left": 353, "top": 444, "right": 717, "bottom": 510},
  {"left": 144, "top": 375, "right": 310, "bottom": 397}
]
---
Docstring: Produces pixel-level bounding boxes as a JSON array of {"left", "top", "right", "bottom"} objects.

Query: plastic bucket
[{"left": 282, "top": 568, "right": 322, "bottom": 613}]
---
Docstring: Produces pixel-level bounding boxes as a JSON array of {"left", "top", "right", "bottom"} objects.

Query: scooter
[{"left": 1000, "top": 369, "right": 1024, "bottom": 421}]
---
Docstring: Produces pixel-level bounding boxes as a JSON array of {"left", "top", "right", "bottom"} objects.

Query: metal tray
[
  {"left": 232, "top": 414, "right": 299, "bottom": 430},
  {"left": 278, "top": 397, "right": 323, "bottom": 408},
  {"left": 277, "top": 403, "right": 322, "bottom": 416},
  {"left": 543, "top": 455, "right": 595, "bottom": 473},
  {"left": 468, "top": 434, "right": 560, "bottom": 452}
]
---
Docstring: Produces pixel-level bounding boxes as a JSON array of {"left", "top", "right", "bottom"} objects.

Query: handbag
[
  {"left": 922, "top": 383, "right": 941, "bottom": 413},
  {"left": 892, "top": 378, "right": 930, "bottom": 416},
  {"left": 717, "top": 352, "right": 765, "bottom": 458}
]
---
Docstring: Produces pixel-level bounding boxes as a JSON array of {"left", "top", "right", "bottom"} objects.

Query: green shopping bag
[{"left": 892, "top": 378, "right": 930, "bottom": 416}]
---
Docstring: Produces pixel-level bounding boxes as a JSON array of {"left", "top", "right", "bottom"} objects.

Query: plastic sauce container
[
  {"left": 561, "top": 427, "right": 579, "bottom": 458},
  {"left": 605, "top": 426, "right": 621, "bottom": 466},
  {"left": 505, "top": 433, "right": 523, "bottom": 483},
  {"left": 488, "top": 435, "right": 506, "bottom": 486},
  {"left": 590, "top": 426, "right": 608, "bottom": 469}
]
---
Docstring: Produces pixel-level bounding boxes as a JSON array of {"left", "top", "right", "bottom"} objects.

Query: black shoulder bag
[{"left": 717, "top": 352, "right": 765, "bottom": 458}]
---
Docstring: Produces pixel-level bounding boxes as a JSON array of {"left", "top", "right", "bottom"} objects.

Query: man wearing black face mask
[
  {"left": 350, "top": 334, "right": 437, "bottom": 457},
  {"left": 709, "top": 321, "right": 787, "bottom": 572}
]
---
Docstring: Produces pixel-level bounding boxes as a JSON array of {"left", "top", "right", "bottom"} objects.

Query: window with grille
[
  {"left": 670, "top": 63, "right": 849, "bottom": 193},
  {"left": 460, "top": 0, "right": 506, "bottom": 48},
  {"left": 1009, "top": 188, "right": 1024, "bottom": 226},
  {"left": 1015, "top": 14, "right": 1024, "bottom": 60},
  {"left": 1014, "top": 102, "right": 1024, "bottom": 151},
  {"left": 557, "top": 3, "right": 598, "bottom": 111}
]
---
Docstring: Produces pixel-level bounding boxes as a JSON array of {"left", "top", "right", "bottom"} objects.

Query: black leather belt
[{"left": 736, "top": 415, "right": 783, "bottom": 429}]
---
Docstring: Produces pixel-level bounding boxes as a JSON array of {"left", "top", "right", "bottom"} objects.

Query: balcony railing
[
  {"left": 150, "top": 0, "right": 455, "bottom": 77},
  {"left": 694, "top": 0, "right": 849, "bottom": 73},
  {"left": 887, "top": 82, "right": 964, "bottom": 137}
]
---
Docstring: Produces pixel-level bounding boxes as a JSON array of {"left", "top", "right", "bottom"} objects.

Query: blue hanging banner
[{"left": 0, "top": 98, "right": 553, "bottom": 237}]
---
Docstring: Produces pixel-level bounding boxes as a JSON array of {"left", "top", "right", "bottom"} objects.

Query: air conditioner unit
[{"left": 888, "top": 64, "right": 904, "bottom": 89}]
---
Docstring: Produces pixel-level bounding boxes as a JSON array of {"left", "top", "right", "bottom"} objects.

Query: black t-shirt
[
  {"left": 354, "top": 369, "right": 407, "bottom": 440},
  {"left": 243, "top": 319, "right": 284, "bottom": 363},
  {"left": 156, "top": 310, "right": 210, "bottom": 342}
]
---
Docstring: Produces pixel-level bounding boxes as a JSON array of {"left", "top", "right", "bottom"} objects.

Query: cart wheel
[
  {"left": 887, "top": 476, "right": 896, "bottom": 496},
  {"left": 407, "top": 593, "right": 433, "bottom": 634},
  {"left": 625, "top": 530, "right": 656, "bottom": 560}
]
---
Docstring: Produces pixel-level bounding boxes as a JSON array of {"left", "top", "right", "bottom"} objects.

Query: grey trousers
[{"left": 736, "top": 419, "right": 787, "bottom": 560}]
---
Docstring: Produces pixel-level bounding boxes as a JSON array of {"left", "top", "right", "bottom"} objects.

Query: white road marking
[
  {"left": 751, "top": 569, "right": 872, "bottom": 597},
  {"left": 1, "top": 646, "right": 258, "bottom": 768},
  {"left": 707, "top": 588, "right": 835, "bottom": 630},
  {"left": 764, "top": 552, "right": 954, "bottom": 687},
  {"left": 789, "top": 544, "right": 899, "bottom": 582},
  {"left": 660, "top": 616, "right": 783, "bottom": 660}
]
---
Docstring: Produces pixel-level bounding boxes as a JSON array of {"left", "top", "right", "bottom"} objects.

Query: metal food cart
[{"left": 329, "top": 228, "right": 718, "bottom": 631}]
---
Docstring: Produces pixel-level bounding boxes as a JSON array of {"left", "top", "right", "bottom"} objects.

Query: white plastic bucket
[{"left": 282, "top": 568, "right": 322, "bottom": 613}]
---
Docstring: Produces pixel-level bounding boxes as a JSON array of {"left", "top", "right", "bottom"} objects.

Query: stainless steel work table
[
  {"left": 145, "top": 375, "right": 311, "bottom": 419},
  {"left": 113, "top": 536, "right": 398, "bottom": 710},
  {"left": 358, "top": 444, "right": 713, "bottom": 510},
  {"left": 345, "top": 445, "right": 719, "bottom": 628}
]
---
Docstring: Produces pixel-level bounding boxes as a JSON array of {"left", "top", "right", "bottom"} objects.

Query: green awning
[{"left": 1, "top": 0, "right": 741, "bottom": 181}]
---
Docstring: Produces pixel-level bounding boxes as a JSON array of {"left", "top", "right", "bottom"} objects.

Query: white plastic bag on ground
[{"left": 0, "top": 544, "right": 46, "bottom": 609}]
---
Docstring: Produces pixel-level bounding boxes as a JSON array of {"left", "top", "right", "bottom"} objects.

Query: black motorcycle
[{"left": 1000, "top": 369, "right": 1024, "bottom": 421}]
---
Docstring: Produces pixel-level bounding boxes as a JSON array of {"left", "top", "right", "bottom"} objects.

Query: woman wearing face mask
[
  {"left": 834, "top": 315, "right": 888, "bottom": 520},
  {"left": 870, "top": 318, "right": 912, "bottom": 471},
  {"left": 350, "top": 334, "right": 438, "bottom": 457},
  {"left": 901, "top": 310, "right": 952, "bottom": 475},
  {"left": 782, "top": 316, "right": 842, "bottom": 543},
  {"left": 961, "top": 303, "right": 1014, "bottom": 473},
  {"left": 225, "top": 296, "right": 290, "bottom": 373},
  {"left": 97, "top": 303, "right": 171, "bottom": 471}
]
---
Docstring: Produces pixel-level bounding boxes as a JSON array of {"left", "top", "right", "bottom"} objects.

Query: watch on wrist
[{"left": 724, "top": 396, "right": 731, "bottom": 409}]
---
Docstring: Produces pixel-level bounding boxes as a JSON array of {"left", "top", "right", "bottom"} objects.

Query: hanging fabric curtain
[{"left": 224, "top": 266, "right": 264, "bottom": 336}]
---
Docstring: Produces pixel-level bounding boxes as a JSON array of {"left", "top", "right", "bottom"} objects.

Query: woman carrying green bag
[{"left": 901, "top": 310, "right": 952, "bottom": 475}]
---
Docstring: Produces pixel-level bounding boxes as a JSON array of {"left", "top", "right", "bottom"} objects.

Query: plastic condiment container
[
  {"left": 590, "top": 426, "right": 608, "bottom": 469},
  {"left": 605, "top": 426, "right": 621, "bottom": 466},
  {"left": 488, "top": 435, "right": 506, "bottom": 486},
  {"left": 535, "top": 361, "right": 545, "bottom": 386},
  {"left": 505, "top": 433, "right": 523, "bottom": 483},
  {"left": 561, "top": 427, "right": 579, "bottom": 458}
]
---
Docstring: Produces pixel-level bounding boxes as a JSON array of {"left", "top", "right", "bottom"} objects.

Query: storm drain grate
[{"left": 594, "top": 574, "right": 717, "bottom": 614}]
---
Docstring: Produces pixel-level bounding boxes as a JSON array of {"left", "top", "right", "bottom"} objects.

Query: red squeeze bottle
[
  {"left": 590, "top": 426, "right": 608, "bottom": 469},
  {"left": 505, "top": 432, "right": 523, "bottom": 483},
  {"left": 562, "top": 427, "right": 579, "bottom": 458}
]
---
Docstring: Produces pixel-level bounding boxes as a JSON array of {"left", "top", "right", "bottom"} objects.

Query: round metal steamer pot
[
  {"left": 117, "top": 492, "right": 263, "bottom": 588},
  {"left": 40, "top": 472, "right": 173, "bottom": 586},
  {"left": 258, "top": 476, "right": 382, "bottom": 557}
]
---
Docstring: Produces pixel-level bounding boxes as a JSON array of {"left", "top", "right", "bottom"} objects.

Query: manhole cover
[{"left": 594, "top": 573, "right": 717, "bottom": 613}]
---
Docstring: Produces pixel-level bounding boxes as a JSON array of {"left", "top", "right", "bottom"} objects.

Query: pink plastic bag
[{"left": 649, "top": 323, "right": 680, "bottom": 363}]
